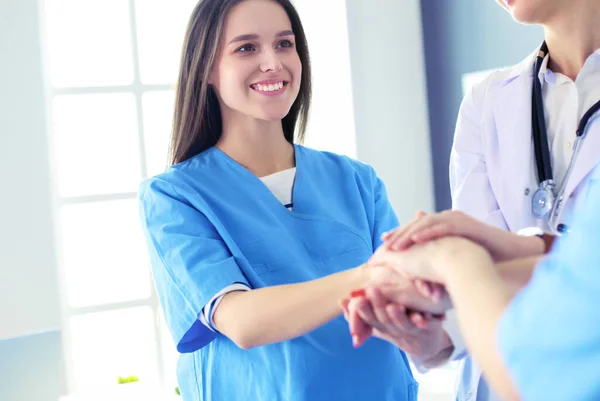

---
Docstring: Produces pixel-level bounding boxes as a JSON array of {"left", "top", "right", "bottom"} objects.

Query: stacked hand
[{"left": 341, "top": 210, "right": 504, "bottom": 355}]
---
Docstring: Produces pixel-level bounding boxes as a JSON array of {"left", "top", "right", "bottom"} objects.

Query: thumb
[{"left": 415, "top": 210, "right": 427, "bottom": 219}]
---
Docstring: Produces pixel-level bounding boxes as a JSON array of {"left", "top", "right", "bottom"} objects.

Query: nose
[{"left": 259, "top": 49, "right": 283, "bottom": 73}]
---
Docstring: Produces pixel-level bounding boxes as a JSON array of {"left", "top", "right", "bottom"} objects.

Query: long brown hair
[{"left": 168, "top": 0, "right": 312, "bottom": 166}]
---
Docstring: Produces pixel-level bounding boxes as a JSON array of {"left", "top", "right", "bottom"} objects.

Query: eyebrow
[{"left": 228, "top": 30, "right": 294, "bottom": 45}]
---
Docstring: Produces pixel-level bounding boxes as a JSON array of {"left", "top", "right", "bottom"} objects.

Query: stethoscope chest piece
[{"left": 532, "top": 180, "right": 556, "bottom": 219}]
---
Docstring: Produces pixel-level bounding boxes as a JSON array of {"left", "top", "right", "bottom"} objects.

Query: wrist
[
  {"left": 443, "top": 242, "right": 494, "bottom": 290},
  {"left": 434, "top": 237, "right": 491, "bottom": 282},
  {"left": 348, "top": 263, "right": 371, "bottom": 292},
  {"left": 421, "top": 332, "right": 454, "bottom": 368}
]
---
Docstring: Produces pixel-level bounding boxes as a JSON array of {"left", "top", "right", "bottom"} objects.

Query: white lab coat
[{"left": 447, "top": 49, "right": 600, "bottom": 401}]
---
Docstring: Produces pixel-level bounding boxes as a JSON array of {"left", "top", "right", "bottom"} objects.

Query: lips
[{"left": 250, "top": 81, "right": 287, "bottom": 93}]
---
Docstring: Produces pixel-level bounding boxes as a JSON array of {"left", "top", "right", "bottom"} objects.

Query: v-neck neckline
[{"left": 211, "top": 144, "right": 303, "bottom": 215}]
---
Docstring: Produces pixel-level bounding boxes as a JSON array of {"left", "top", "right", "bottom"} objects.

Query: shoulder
[
  {"left": 138, "top": 148, "right": 219, "bottom": 205},
  {"left": 465, "top": 50, "right": 536, "bottom": 107}
]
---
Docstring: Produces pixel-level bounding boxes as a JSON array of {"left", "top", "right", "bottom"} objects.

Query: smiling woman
[{"left": 137, "top": 1, "right": 429, "bottom": 401}]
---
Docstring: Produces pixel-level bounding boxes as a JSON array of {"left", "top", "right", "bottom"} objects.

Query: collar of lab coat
[{"left": 491, "top": 45, "right": 600, "bottom": 229}]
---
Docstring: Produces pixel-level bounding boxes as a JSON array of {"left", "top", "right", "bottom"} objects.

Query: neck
[
  {"left": 217, "top": 114, "right": 295, "bottom": 177},
  {"left": 544, "top": 2, "right": 600, "bottom": 80}
]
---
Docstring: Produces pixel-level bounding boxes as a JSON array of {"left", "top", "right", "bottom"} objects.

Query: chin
[
  {"left": 255, "top": 106, "right": 293, "bottom": 122},
  {"left": 509, "top": 3, "right": 551, "bottom": 24}
]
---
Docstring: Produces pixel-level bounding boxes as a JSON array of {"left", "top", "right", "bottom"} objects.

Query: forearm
[
  {"left": 445, "top": 251, "right": 520, "bottom": 401},
  {"left": 213, "top": 265, "right": 368, "bottom": 349},
  {"left": 496, "top": 255, "right": 543, "bottom": 288},
  {"left": 477, "top": 226, "right": 545, "bottom": 262}
]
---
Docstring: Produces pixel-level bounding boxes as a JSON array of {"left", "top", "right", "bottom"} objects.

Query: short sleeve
[
  {"left": 497, "top": 184, "right": 600, "bottom": 400},
  {"left": 372, "top": 174, "right": 400, "bottom": 250},
  {"left": 138, "top": 178, "right": 251, "bottom": 353}
]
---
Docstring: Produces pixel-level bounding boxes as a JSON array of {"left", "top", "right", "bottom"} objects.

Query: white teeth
[{"left": 254, "top": 82, "right": 284, "bottom": 92}]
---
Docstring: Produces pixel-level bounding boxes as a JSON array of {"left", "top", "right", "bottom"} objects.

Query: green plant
[
  {"left": 175, "top": 387, "right": 181, "bottom": 396},
  {"left": 117, "top": 375, "right": 139, "bottom": 384}
]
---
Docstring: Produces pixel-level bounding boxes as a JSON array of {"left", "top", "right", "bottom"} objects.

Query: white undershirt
[
  {"left": 538, "top": 49, "right": 600, "bottom": 191},
  {"left": 198, "top": 168, "right": 297, "bottom": 331}
]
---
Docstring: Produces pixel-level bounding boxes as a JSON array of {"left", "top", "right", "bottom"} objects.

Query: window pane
[
  {"left": 134, "top": 0, "right": 198, "bottom": 84},
  {"left": 52, "top": 93, "right": 142, "bottom": 197},
  {"left": 44, "top": 0, "right": 134, "bottom": 87},
  {"left": 70, "top": 307, "right": 159, "bottom": 390},
  {"left": 142, "top": 91, "right": 175, "bottom": 177},
  {"left": 293, "top": 0, "right": 356, "bottom": 158},
  {"left": 60, "top": 199, "right": 151, "bottom": 308}
]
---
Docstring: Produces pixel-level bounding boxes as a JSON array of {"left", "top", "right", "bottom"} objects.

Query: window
[
  {"left": 43, "top": 0, "right": 356, "bottom": 397},
  {"left": 43, "top": 0, "right": 198, "bottom": 395}
]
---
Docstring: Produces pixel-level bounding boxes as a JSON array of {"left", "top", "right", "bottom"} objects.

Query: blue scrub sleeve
[
  {"left": 372, "top": 174, "right": 400, "bottom": 250},
  {"left": 497, "top": 184, "right": 600, "bottom": 401},
  {"left": 139, "top": 178, "right": 251, "bottom": 353}
]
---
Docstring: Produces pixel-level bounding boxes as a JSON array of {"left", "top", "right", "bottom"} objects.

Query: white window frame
[{"left": 40, "top": 0, "right": 176, "bottom": 395}]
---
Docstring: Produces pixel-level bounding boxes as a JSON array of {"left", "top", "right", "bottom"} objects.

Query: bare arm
[
  {"left": 368, "top": 238, "right": 524, "bottom": 400},
  {"left": 213, "top": 265, "right": 369, "bottom": 349},
  {"left": 443, "top": 246, "right": 521, "bottom": 401},
  {"left": 496, "top": 255, "right": 544, "bottom": 288}
]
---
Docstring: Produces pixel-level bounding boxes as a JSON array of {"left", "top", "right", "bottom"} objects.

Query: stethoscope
[{"left": 531, "top": 41, "right": 600, "bottom": 235}]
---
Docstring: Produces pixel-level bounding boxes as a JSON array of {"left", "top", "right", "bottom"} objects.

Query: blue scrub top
[
  {"left": 139, "top": 144, "right": 418, "bottom": 401},
  {"left": 498, "top": 180, "right": 600, "bottom": 401}
]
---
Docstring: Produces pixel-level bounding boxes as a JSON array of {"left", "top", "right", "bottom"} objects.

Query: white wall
[
  {"left": 344, "top": 2, "right": 444, "bottom": 400},
  {"left": 0, "top": 0, "right": 61, "bottom": 341},
  {"left": 294, "top": 0, "right": 357, "bottom": 158},
  {"left": 345, "top": 0, "right": 435, "bottom": 222}
]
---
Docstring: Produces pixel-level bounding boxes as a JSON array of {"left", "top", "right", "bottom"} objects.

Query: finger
[
  {"left": 411, "top": 223, "right": 453, "bottom": 244},
  {"left": 384, "top": 212, "right": 428, "bottom": 249},
  {"left": 386, "top": 303, "right": 419, "bottom": 333},
  {"left": 389, "top": 216, "right": 438, "bottom": 251},
  {"left": 410, "top": 311, "right": 445, "bottom": 329},
  {"left": 408, "top": 310, "right": 446, "bottom": 329},
  {"left": 340, "top": 298, "right": 350, "bottom": 321},
  {"left": 429, "top": 284, "right": 443, "bottom": 303},
  {"left": 355, "top": 297, "right": 379, "bottom": 326},
  {"left": 414, "top": 279, "right": 433, "bottom": 298},
  {"left": 381, "top": 230, "right": 395, "bottom": 241},
  {"left": 367, "top": 287, "right": 395, "bottom": 326},
  {"left": 348, "top": 298, "right": 372, "bottom": 346},
  {"left": 384, "top": 225, "right": 412, "bottom": 250},
  {"left": 409, "top": 311, "right": 429, "bottom": 330}
]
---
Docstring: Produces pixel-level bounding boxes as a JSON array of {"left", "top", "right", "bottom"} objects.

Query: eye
[
  {"left": 277, "top": 39, "right": 294, "bottom": 49},
  {"left": 236, "top": 43, "right": 256, "bottom": 53}
]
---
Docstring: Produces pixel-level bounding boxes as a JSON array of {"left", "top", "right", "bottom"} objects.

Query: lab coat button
[{"left": 525, "top": 188, "right": 530, "bottom": 196}]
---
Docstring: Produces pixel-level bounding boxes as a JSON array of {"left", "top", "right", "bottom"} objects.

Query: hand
[
  {"left": 382, "top": 210, "right": 542, "bottom": 261},
  {"left": 369, "top": 236, "right": 489, "bottom": 284},
  {"left": 344, "top": 266, "right": 452, "bottom": 346},
  {"left": 364, "top": 266, "right": 452, "bottom": 314},
  {"left": 341, "top": 287, "right": 452, "bottom": 361}
]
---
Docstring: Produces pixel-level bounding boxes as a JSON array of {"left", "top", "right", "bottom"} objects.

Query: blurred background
[{"left": 0, "top": 0, "right": 542, "bottom": 400}]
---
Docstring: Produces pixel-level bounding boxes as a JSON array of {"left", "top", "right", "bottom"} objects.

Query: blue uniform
[
  {"left": 138, "top": 144, "right": 418, "bottom": 401},
  {"left": 498, "top": 181, "right": 600, "bottom": 400}
]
